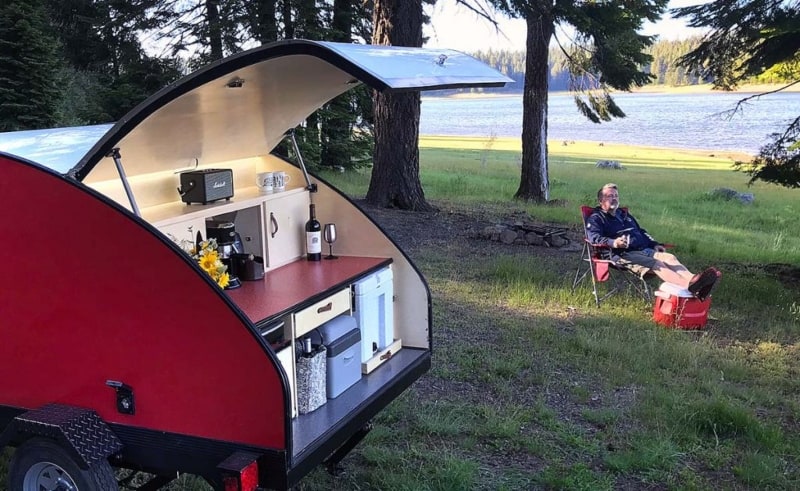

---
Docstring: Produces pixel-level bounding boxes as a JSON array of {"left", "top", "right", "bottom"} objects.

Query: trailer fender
[{"left": 0, "top": 403, "right": 122, "bottom": 470}]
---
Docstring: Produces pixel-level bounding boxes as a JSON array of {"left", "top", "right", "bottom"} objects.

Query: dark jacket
[{"left": 586, "top": 206, "right": 659, "bottom": 253}]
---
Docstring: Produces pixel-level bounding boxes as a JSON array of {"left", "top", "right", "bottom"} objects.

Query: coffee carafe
[{"left": 206, "top": 221, "right": 243, "bottom": 289}]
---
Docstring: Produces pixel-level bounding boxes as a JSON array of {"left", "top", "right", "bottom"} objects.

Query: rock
[
  {"left": 499, "top": 229, "right": 518, "bottom": 244},
  {"left": 709, "top": 187, "right": 755, "bottom": 204},
  {"left": 595, "top": 160, "right": 624, "bottom": 170},
  {"left": 525, "top": 232, "right": 545, "bottom": 246},
  {"left": 710, "top": 187, "right": 738, "bottom": 199},
  {"left": 547, "top": 234, "right": 569, "bottom": 247}
]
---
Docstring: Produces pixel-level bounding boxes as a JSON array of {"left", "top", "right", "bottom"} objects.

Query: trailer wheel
[{"left": 8, "top": 438, "right": 118, "bottom": 491}]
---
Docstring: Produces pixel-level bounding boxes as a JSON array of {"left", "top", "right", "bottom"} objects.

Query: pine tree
[
  {"left": 367, "top": 0, "right": 437, "bottom": 210},
  {"left": 675, "top": 0, "right": 800, "bottom": 188},
  {"left": 319, "top": 0, "right": 374, "bottom": 171},
  {"left": 0, "top": 0, "right": 63, "bottom": 131},
  {"left": 44, "top": 0, "right": 182, "bottom": 124}
]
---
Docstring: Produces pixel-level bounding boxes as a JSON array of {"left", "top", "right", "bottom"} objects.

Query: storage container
[
  {"left": 296, "top": 344, "right": 326, "bottom": 414},
  {"left": 353, "top": 266, "right": 394, "bottom": 363},
  {"left": 653, "top": 282, "right": 711, "bottom": 329},
  {"left": 314, "top": 315, "right": 362, "bottom": 399}
]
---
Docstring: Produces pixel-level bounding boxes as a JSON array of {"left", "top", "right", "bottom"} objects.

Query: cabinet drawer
[{"left": 294, "top": 288, "right": 351, "bottom": 337}]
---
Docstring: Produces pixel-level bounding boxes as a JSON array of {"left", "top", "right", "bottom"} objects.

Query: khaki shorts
[{"left": 617, "top": 248, "right": 656, "bottom": 276}]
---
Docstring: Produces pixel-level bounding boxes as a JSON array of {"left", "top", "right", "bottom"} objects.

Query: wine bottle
[{"left": 305, "top": 203, "right": 322, "bottom": 261}]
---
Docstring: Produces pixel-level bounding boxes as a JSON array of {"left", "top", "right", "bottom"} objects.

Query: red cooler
[{"left": 653, "top": 282, "right": 711, "bottom": 329}]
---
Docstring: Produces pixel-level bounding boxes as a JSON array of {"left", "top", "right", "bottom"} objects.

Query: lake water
[{"left": 419, "top": 92, "right": 799, "bottom": 155}]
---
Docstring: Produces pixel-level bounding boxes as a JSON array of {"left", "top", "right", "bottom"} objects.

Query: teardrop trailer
[{"left": 0, "top": 41, "right": 509, "bottom": 490}]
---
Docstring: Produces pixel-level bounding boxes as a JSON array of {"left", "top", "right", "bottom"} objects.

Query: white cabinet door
[
  {"left": 264, "top": 191, "right": 309, "bottom": 270},
  {"left": 276, "top": 345, "right": 297, "bottom": 418},
  {"left": 157, "top": 218, "right": 206, "bottom": 249}
]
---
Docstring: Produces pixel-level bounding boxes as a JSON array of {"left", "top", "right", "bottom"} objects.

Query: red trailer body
[{"left": 0, "top": 40, "right": 509, "bottom": 490}]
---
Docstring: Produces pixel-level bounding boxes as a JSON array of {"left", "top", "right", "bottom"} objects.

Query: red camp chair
[{"left": 571, "top": 205, "right": 653, "bottom": 307}]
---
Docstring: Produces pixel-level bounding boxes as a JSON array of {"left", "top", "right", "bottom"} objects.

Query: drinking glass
[{"left": 323, "top": 223, "right": 338, "bottom": 259}]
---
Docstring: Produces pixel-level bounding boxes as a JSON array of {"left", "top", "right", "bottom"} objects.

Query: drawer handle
[{"left": 317, "top": 302, "right": 333, "bottom": 313}]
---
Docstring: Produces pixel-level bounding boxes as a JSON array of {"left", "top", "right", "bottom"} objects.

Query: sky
[{"left": 423, "top": 1, "right": 709, "bottom": 52}]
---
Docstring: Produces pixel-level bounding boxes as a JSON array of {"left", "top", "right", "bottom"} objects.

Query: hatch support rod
[
  {"left": 107, "top": 148, "right": 141, "bottom": 217},
  {"left": 286, "top": 129, "right": 317, "bottom": 193}
]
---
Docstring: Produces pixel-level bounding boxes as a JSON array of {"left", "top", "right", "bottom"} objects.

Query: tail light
[{"left": 220, "top": 452, "right": 259, "bottom": 491}]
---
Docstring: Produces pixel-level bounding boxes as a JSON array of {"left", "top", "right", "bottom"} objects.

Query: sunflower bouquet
[
  {"left": 190, "top": 238, "right": 230, "bottom": 289},
  {"left": 170, "top": 234, "right": 231, "bottom": 288},
  {"left": 168, "top": 228, "right": 231, "bottom": 289}
]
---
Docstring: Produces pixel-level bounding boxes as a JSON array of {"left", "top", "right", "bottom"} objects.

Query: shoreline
[
  {"left": 419, "top": 135, "right": 754, "bottom": 163},
  {"left": 427, "top": 83, "right": 800, "bottom": 99}
]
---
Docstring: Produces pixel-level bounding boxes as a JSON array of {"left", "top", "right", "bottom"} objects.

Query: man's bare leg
[
  {"left": 653, "top": 252, "right": 694, "bottom": 285},
  {"left": 650, "top": 261, "right": 693, "bottom": 288}
]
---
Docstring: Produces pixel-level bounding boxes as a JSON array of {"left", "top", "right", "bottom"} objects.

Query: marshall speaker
[{"left": 178, "top": 169, "right": 234, "bottom": 205}]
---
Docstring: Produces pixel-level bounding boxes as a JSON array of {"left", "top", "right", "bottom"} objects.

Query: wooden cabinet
[
  {"left": 157, "top": 217, "right": 206, "bottom": 248},
  {"left": 146, "top": 186, "right": 309, "bottom": 277},
  {"left": 263, "top": 191, "right": 309, "bottom": 270}
]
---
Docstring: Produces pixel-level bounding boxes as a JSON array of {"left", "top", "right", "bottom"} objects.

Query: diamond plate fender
[{"left": 0, "top": 404, "right": 122, "bottom": 470}]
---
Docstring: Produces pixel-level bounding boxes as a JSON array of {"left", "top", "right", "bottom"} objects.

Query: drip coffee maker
[{"left": 206, "top": 220, "right": 243, "bottom": 289}]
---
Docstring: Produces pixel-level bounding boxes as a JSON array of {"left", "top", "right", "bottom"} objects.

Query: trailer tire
[{"left": 8, "top": 437, "right": 118, "bottom": 491}]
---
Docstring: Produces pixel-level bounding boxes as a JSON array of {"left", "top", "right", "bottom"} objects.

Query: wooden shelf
[{"left": 144, "top": 186, "right": 307, "bottom": 226}]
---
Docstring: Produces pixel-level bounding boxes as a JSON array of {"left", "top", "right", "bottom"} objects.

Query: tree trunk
[
  {"left": 249, "top": 0, "right": 278, "bottom": 44},
  {"left": 282, "top": 0, "right": 294, "bottom": 38},
  {"left": 206, "top": 0, "right": 223, "bottom": 60},
  {"left": 515, "top": 12, "right": 554, "bottom": 203},
  {"left": 366, "top": 0, "right": 434, "bottom": 211}
]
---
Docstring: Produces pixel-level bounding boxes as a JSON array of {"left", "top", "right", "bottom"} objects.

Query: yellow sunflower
[
  {"left": 199, "top": 250, "right": 219, "bottom": 272},
  {"left": 217, "top": 272, "right": 230, "bottom": 288}
]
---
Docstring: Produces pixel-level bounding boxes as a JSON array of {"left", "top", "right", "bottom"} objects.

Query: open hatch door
[{"left": 63, "top": 40, "right": 511, "bottom": 184}]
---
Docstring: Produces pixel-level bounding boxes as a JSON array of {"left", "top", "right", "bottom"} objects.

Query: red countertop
[{"left": 225, "top": 256, "right": 391, "bottom": 324}]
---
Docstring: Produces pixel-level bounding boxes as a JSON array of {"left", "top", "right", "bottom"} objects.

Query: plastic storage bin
[
  {"left": 353, "top": 266, "right": 394, "bottom": 363},
  {"left": 313, "top": 315, "right": 362, "bottom": 399},
  {"left": 653, "top": 282, "right": 711, "bottom": 329}
]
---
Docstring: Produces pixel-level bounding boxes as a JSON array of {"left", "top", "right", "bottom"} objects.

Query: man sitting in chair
[{"left": 586, "top": 183, "right": 720, "bottom": 301}]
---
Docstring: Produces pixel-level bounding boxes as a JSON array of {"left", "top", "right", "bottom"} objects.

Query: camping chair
[{"left": 571, "top": 205, "right": 653, "bottom": 307}]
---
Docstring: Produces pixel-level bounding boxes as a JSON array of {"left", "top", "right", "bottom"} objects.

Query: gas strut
[
  {"left": 106, "top": 148, "right": 141, "bottom": 216},
  {"left": 284, "top": 128, "right": 318, "bottom": 193}
]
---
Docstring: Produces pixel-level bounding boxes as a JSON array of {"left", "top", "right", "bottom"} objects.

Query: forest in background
[{"left": 459, "top": 37, "right": 797, "bottom": 95}]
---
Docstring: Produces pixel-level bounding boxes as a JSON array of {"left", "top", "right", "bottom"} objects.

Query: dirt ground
[{"left": 354, "top": 199, "right": 581, "bottom": 260}]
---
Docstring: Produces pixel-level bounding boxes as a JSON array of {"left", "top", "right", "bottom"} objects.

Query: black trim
[{"left": 107, "top": 425, "right": 288, "bottom": 490}]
